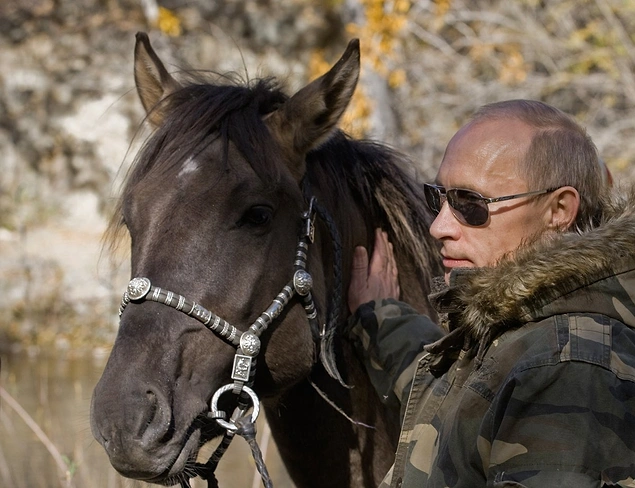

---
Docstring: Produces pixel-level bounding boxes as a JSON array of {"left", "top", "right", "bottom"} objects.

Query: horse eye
[{"left": 241, "top": 205, "right": 273, "bottom": 227}]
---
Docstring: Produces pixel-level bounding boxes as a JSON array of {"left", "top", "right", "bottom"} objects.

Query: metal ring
[{"left": 210, "top": 384, "right": 260, "bottom": 432}]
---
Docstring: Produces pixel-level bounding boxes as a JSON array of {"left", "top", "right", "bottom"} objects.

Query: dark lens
[
  {"left": 447, "top": 189, "right": 489, "bottom": 226},
  {"left": 423, "top": 184, "right": 442, "bottom": 214}
]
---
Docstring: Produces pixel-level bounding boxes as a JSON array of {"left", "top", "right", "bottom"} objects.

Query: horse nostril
[
  {"left": 138, "top": 387, "right": 173, "bottom": 448},
  {"left": 145, "top": 390, "right": 158, "bottom": 429}
]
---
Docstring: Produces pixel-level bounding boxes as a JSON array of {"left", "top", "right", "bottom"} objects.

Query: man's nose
[{"left": 430, "top": 201, "right": 461, "bottom": 240}]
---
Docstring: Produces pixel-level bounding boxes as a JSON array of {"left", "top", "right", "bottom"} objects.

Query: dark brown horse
[{"left": 90, "top": 32, "right": 441, "bottom": 488}]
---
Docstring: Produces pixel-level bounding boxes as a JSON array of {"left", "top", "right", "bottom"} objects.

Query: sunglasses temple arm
[{"left": 485, "top": 188, "right": 552, "bottom": 204}]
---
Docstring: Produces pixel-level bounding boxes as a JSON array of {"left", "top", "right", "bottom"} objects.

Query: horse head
[{"left": 91, "top": 32, "right": 440, "bottom": 488}]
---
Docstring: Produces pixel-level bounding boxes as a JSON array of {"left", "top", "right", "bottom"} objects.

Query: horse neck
[
  {"left": 263, "top": 336, "right": 400, "bottom": 488},
  {"left": 262, "top": 241, "right": 429, "bottom": 487},
  {"left": 260, "top": 180, "right": 400, "bottom": 487}
]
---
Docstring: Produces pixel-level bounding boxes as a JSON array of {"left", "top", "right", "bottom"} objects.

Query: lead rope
[
  {"left": 119, "top": 198, "right": 320, "bottom": 488},
  {"left": 311, "top": 199, "right": 349, "bottom": 387}
]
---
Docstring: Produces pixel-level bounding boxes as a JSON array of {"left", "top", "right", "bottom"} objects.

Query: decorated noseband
[{"left": 118, "top": 197, "right": 320, "bottom": 426}]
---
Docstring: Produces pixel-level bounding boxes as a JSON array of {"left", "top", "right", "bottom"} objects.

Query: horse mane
[
  {"left": 106, "top": 74, "right": 441, "bottom": 302},
  {"left": 304, "top": 132, "right": 441, "bottom": 298}
]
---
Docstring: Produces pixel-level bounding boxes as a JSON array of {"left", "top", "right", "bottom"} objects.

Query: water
[{"left": 0, "top": 352, "right": 293, "bottom": 488}]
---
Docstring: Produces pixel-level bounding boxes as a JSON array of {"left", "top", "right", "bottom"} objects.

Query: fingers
[
  {"left": 369, "top": 229, "right": 387, "bottom": 275},
  {"left": 347, "top": 229, "right": 400, "bottom": 314},
  {"left": 350, "top": 246, "right": 369, "bottom": 290},
  {"left": 370, "top": 229, "right": 397, "bottom": 276},
  {"left": 352, "top": 245, "right": 369, "bottom": 271},
  {"left": 374, "top": 229, "right": 400, "bottom": 298},
  {"left": 348, "top": 246, "right": 370, "bottom": 313},
  {"left": 388, "top": 240, "right": 398, "bottom": 279}
]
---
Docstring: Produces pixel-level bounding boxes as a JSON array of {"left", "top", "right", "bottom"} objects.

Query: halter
[{"left": 118, "top": 197, "right": 323, "bottom": 488}]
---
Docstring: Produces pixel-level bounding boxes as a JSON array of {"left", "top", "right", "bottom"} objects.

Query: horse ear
[
  {"left": 134, "top": 32, "right": 181, "bottom": 127},
  {"left": 268, "top": 39, "right": 360, "bottom": 179}
]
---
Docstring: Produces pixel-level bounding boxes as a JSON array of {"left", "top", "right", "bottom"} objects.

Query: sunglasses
[{"left": 423, "top": 183, "right": 560, "bottom": 227}]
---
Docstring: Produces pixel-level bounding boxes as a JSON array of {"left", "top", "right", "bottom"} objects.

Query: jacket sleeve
[
  {"left": 348, "top": 298, "right": 444, "bottom": 409},
  {"left": 485, "top": 360, "right": 635, "bottom": 487}
]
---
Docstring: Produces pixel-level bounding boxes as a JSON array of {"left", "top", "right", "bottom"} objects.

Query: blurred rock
[{"left": 1, "top": 0, "right": 635, "bottom": 353}]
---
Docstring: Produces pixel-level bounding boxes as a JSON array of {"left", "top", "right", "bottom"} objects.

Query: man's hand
[{"left": 347, "top": 228, "right": 400, "bottom": 314}]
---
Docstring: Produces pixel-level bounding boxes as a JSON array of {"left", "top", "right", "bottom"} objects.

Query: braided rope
[
  {"left": 313, "top": 200, "right": 343, "bottom": 331},
  {"left": 311, "top": 200, "right": 349, "bottom": 387},
  {"left": 234, "top": 417, "right": 273, "bottom": 488}
]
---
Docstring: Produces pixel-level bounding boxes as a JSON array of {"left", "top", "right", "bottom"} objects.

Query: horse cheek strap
[{"left": 118, "top": 196, "right": 331, "bottom": 488}]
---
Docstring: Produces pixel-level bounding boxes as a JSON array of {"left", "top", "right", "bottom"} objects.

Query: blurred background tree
[
  {"left": 2, "top": 1, "right": 635, "bottom": 486},
  {"left": 1, "top": 0, "right": 635, "bottom": 352}
]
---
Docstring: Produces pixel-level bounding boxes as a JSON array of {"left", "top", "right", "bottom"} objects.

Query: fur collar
[{"left": 429, "top": 188, "right": 635, "bottom": 348}]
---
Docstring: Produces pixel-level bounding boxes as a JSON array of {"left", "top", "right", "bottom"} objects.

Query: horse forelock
[
  {"left": 105, "top": 76, "right": 291, "bottom": 255},
  {"left": 146, "top": 77, "right": 289, "bottom": 182}
]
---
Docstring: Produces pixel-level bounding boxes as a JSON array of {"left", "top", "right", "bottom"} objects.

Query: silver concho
[
  {"left": 239, "top": 332, "right": 261, "bottom": 356},
  {"left": 293, "top": 270, "right": 313, "bottom": 296},
  {"left": 127, "top": 277, "right": 152, "bottom": 301}
]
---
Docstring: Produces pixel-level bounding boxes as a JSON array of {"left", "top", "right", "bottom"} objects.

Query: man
[{"left": 348, "top": 100, "right": 635, "bottom": 487}]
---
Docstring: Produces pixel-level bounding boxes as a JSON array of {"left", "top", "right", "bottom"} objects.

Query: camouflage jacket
[{"left": 350, "top": 193, "right": 635, "bottom": 487}]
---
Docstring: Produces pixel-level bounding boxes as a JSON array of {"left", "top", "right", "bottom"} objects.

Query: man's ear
[{"left": 547, "top": 186, "right": 580, "bottom": 231}]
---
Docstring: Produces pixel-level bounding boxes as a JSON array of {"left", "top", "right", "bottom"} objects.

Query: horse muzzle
[{"left": 90, "top": 375, "right": 213, "bottom": 481}]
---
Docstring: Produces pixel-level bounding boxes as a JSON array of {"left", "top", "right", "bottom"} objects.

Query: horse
[{"left": 90, "top": 32, "right": 442, "bottom": 488}]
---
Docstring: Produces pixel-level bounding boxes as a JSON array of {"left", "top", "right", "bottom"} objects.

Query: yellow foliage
[
  {"left": 564, "top": 19, "right": 620, "bottom": 76},
  {"left": 326, "top": 0, "right": 411, "bottom": 136},
  {"left": 433, "top": 0, "right": 452, "bottom": 17},
  {"left": 394, "top": 0, "right": 410, "bottom": 13},
  {"left": 569, "top": 48, "right": 618, "bottom": 77},
  {"left": 388, "top": 69, "right": 406, "bottom": 88},
  {"left": 498, "top": 46, "right": 528, "bottom": 85},
  {"left": 469, "top": 41, "right": 528, "bottom": 86},
  {"left": 569, "top": 20, "right": 614, "bottom": 49},
  {"left": 157, "top": 7, "right": 182, "bottom": 37},
  {"left": 344, "top": 0, "right": 410, "bottom": 74},
  {"left": 309, "top": 49, "right": 332, "bottom": 77},
  {"left": 470, "top": 42, "right": 494, "bottom": 63},
  {"left": 341, "top": 86, "right": 373, "bottom": 137},
  {"left": 611, "top": 157, "right": 631, "bottom": 171}
]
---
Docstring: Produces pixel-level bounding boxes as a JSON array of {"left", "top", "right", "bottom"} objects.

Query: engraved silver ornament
[
  {"left": 239, "top": 332, "right": 261, "bottom": 356},
  {"left": 293, "top": 270, "right": 313, "bottom": 296},
  {"left": 127, "top": 277, "right": 151, "bottom": 301}
]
